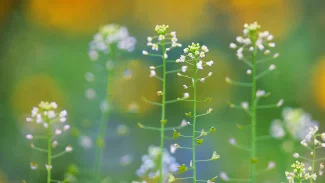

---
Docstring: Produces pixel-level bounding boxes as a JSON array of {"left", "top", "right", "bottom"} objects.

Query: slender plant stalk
[
  {"left": 310, "top": 136, "right": 316, "bottom": 183},
  {"left": 250, "top": 31, "right": 257, "bottom": 183},
  {"left": 192, "top": 59, "right": 198, "bottom": 183},
  {"left": 46, "top": 116, "right": 52, "bottom": 183},
  {"left": 95, "top": 45, "right": 116, "bottom": 181},
  {"left": 159, "top": 39, "right": 167, "bottom": 183}
]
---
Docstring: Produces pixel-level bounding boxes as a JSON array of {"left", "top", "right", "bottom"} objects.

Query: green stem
[
  {"left": 159, "top": 39, "right": 167, "bottom": 183},
  {"left": 192, "top": 58, "right": 198, "bottom": 183},
  {"left": 95, "top": 45, "right": 115, "bottom": 181},
  {"left": 250, "top": 31, "right": 257, "bottom": 183},
  {"left": 46, "top": 116, "right": 52, "bottom": 183},
  {"left": 310, "top": 136, "right": 316, "bottom": 183}
]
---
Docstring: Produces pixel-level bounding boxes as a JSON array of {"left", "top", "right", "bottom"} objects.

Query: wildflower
[
  {"left": 229, "top": 43, "right": 237, "bottom": 49},
  {"left": 30, "top": 162, "right": 38, "bottom": 170},
  {"left": 183, "top": 93, "right": 190, "bottom": 99},
  {"left": 52, "top": 141, "right": 58, "bottom": 148},
  {"left": 210, "top": 151, "right": 220, "bottom": 160},
  {"left": 247, "top": 70, "right": 252, "bottom": 75},
  {"left": 150, "top": 70, "right": 156, "bottom": 77},
  {"left": 63, "top": 125, "right": 70, "bottom": 131},
  {"left": 84, "top": 72, "right": 95, "bottom": 82},
  {"left": 183, "top": 85, "right": 188, "bottom": 89},
  {"left": 229, "top": 138, "right": 237, "bottom": 145},
  {"left": 208, "top": 72, "right": 212, "bottom": 76},
  {"left": 120, "top": 154, "right": 133, "bottom": 166},
  {"left": 269, "top": 64, "right": 276, "bottom": 71},
  {"left": 256, "top": 90, "right": 266, "bottom": 97},
  {"left": 206, "top": 60, "right": 214, "bottom": 66},
  {"left": 220, "top": 172, "right": 230, "bottom": 181},
  {"left": 293, "top": 153, "right": 299, "bottom": 158},
  {"left": 196, "top": 61, "right": 203, "bottom": 70},
  {"left": 45, "top": 164, "right": 52, "bottom": 170},
  {"left": 65, "top": 145, "right": 73, "bottom": 152},
  {"left": 142, "top": 50, "right": 148, "bottom": 55},
  {"left": 241, "top": 102, "right": 249, "bottom": 109},
  {"left": 170, "top": 144, "right": 179, "bottom": 154},
  {"left": 273, "top": 53, "right": 279, "bottom": 58},
  {"left": 277, "top": 99, "right": 283, "bottom": 107},
  {"left": 85, "top": 88, "right": 96, "bottom": 100},
  {"left": 264, "top": 50, "right": 270, "bottom": 55},
  {"left": 136, "top": 146, "right": 179, "bottom": 181},
  {"left": 180, "top": 119, "right": 188, "bottom": 127},
  {"left": 267, "top": 161, "right": 276, "bottom": 170},
  {"left": 270, "top": 120, "right": 285, "bottom": 139},
  {"left": 181, "top": 66, "right": 188, "bottom": 72},
  {"left": 200, "top": 78, "right": 205, "bottom": 82},
  {"left": 79, "top": 136, "right": 93, "bottom": 149}
]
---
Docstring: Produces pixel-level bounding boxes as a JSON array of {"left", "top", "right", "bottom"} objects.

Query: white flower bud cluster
[
  {"left": 89, "top": 24, "right": 136, "bottom": 61},
  {"left": 270, "top": 107, "right": 318, "bottom": 140},
  {"left": 229, "top": 22, "right": 279, "bottom": 60},
  {"left": 143, "top": 25, "right": 181, "bottom": 57},
  {"left": 285, "top": 161, "right": 317, "bottom": 183},
  {"left": 136, "top": 145, "right": 179, "bottom": 182}
]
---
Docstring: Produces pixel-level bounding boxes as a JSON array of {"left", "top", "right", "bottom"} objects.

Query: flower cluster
[
  {"left": 270, "top": 107, "right": 318, "bottom": 140},
  {"left": 25, "top": 102, "right": 72, "bottom": 172},
  {"left": 142, "top": 25, "right": 181, "bottom": 64},
  {"left": 135, "top": 145, "right": 179, "bottom": 182},
  {"left": 89, "top": 24, "right": 136, "bottom": 61},
  {"left": 285, "top": 161, "right": 317, "bottom": 183},
  {"left": 229, "top": 22, "right": 279, "bottom": 60}
]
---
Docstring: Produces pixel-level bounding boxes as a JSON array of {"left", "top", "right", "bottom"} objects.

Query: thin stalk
[
  {"left": 46, "top": 116, "right": 52, "bottom": 183},
  {"left": 159, "top": 39, "right": 167, "bottom": 183},
  {"left": 310, "top": 136, "right": 316, "bottom": 183},
  {"left": 192, "top": 58, "right": 198, "bottom": 183},
  {"left": 95, "top": 45, "right": 116, "bottom": 181},
  {"left": 250, "top": 31, "right": 257, "bottom": 183}
]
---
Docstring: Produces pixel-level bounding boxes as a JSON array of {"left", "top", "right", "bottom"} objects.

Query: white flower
[
  {"left": 268, "top": 43, "right": 276, "bottom": 47},
  {"left": 293, "top": 153, "right": 299, "bottom": 158},
  {"left": 152, "top": 44, "right": 158, "bottom": 51},
  {"left": 208, "top": 72, "right": 212, "bottom": 76},
  {"left": 229, "top": 138, "right": 237, "bottom": 145},
  {"left": 164, "top": 53, "right": 168, "bottom": 59},
  {"left": 267, "top": 161, "right": 276, "bottom": 170},
  {"left": 45, "top": 164, "right": 52, "bottom": 170},
  {"left": 26, "top": 134, "right": 33, "bottom": 140},
  {"left": 150, "top": 70, "right": 156, "bottom": 77},
  {"left": 158, "top": 35, "right": 165, "bottom": 40},
  {"left": 249, "top": 46, "right": 254, "bottom": 51},
  {"left": 48, "top": 110, "right": 56, "bottom": 119},
  {"left": 52, "top": 141, "right": 58, "bottom": 148},
  {"left": 26, "top": 117, "right": 32, "bottom": 122},
  {"left": 269, "top": 64, "right": 276, "bottom": 71},
  {"left": 267, "top": 35, "right": 273, "bottom": 41},
  {"left": 257, "top": 43, "right": 265, "bottom": 50},
  {"left": 229, "top": 43, "right": 237, "bottom": 49},
  {"left": 183, "top": 85, "right": 188, "bottom": 89},
  {"left": 220, "top": 172, "right": 230, "bottom": 181},
  {"left": 60, "top": 117, "right": 67, "bottom": 123},
  {"left": 30, "top": 162, "right": 37, "bottom": 170},
  {"left": 241, "top": 102, "right": 249, "bottom": 109},
  {"left": 201, "top": 45, "right": 209, "bottom": 52},
  {"left": 196, "top": 61, "right": 203, "bottom": 70},
  {"left": 36, "top": 114, "right": 42, "bottom": 124},
  {"left": 200, "top": 78, "right": 205, "bottom": 82},
  {"left": 247, "top": 70, "right": 252, "bottom": 75},
  {"left": 236, "top": 36, "right": 244, "bottom": 43},
  {"left": 264, "top": 50, "right": 270, "bottom": 55},
  {"left": 199, "top": 52, "right": 205, "bottom": 58},
  {"left": 206, "top": 60, "right": 214, "bottom": 66},
  {"left": 256, "top": 90, "right": 266, "bottom": 97},
  {"left": 181, "top": 66, "right": 188, "bottom": 72},
  {"left": 277, "top": 99, "right": 284, "bottom": 107},
  {"left": 55, "top": 129, "right": 62, "bottom": 135},
  {"left": 170, "top": 144, "right": 179, "bottom": 154},
  {"left": 273, "top": 53, "right": 279, "bottom": 58},
  {"left": 50, "top": 102, "right": 58, "bottom": 109},
  {"left": 60, "top": 110, "right": 67, "bottom": 118},
  {"left": 149, "top": 66, "right": 155, "bottom": 70},
  {"left": 43, "top": 123, "right": 49, "bottom": 128},
  {"left": 301, "top": 140, "right": 308, "bottom": 146},
  {"left": 65, "top": 145, "right": 73, "bottom": 152},
  {"left": 147, "top": 37, "right": 152, "bottom": 42},
  {"left": 142, "top": 50, "right": 148, "bottom": 55},
  {"left": 270, "top": 120, "right": 285, "bottom": 139},
  {"left": 183, "top": 93, "right": 190, "bottom": 99},
  {"left": 79, "top": 136, "right": 93, "bottom": 149},
  {"left": 180, "top": 119, "right": 188, "bottom": 127},
  {"left": 64, "top": 125, "right": 70, "bottom": 131}
]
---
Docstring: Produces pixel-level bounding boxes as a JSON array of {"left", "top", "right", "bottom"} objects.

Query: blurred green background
[{"left": 1, "top": 0, "right": 325, "bottom": 182}]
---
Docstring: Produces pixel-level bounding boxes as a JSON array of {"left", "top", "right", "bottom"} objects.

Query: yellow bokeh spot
[
  {"left": 177, "top": 51, "right": 235, "bottom": 112},
  {"left": 10, "top": 74, "right": 65, "bottom": 122},
  {"left": 133, "top": 0, "right": 209, "bottom": 39},
  {"left": 313, "top": 57, "right": 325, "bottom": 110},
  {"left": 111, "top": 60, "right": 160, "bottom": 114},
  {"left": 210, "top": 0, "right": 300, "bottom": 38},
  {"left": 0, "top": 0, "right": 15, "bottom": 24},
  {"left": 25, "top": 0, "right": 132, "bottom": 35}
]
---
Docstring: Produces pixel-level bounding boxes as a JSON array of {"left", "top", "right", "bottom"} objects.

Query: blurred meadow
[{"left": 1, "top": 0, "right": 325, "bottom": 183}]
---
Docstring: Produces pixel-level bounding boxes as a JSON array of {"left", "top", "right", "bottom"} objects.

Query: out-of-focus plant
[
  {"left": 86, "top": 24, "right": 136, "bottom": 182},
  {"left": 223, "top": 22, "right": 281, "bottom": 183},
  {"left": 25, "top": 102, "right": 71, "bottom": 183},
  {"left": 167, "top": 43, "right": 219, "bottom": 183}
]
